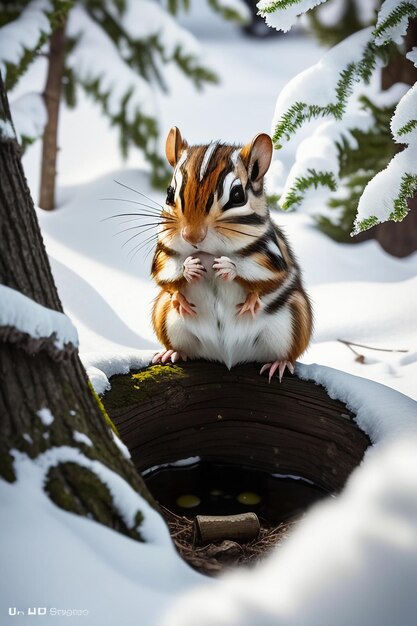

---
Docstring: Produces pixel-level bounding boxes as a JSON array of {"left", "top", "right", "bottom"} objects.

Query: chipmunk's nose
[{"left": 181, "top": 225, "right": 207, "bottom": 246}]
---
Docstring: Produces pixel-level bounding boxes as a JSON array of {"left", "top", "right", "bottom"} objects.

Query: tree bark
[
  {"left": 0, "top": 75, "right": 155, "bottom": 539},
  {"left": 102, "top": 361, "right": 370, "bottom": 495},
  {"left": 373, "top": 18, "right": 417, "bottom": 257},
  {"left": 39, "top": 23, "right": 66, "bottom": 210}
]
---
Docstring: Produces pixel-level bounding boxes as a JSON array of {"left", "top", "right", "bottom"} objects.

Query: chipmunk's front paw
[
  {"left": 172, "top": 291, "right": 196, "bottom": 317},
  {"left": 183, "top": 256, "right": 206, "bottom": 283},
  {"left": 237, "top": 292, "right": 262, "bottom": 317},
  {"left": 213, "top": 256, "right": 237, "bottom": 281}
]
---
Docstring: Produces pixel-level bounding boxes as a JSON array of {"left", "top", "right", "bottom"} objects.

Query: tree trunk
[
  {"left": 39, "top": 23, "right": 66, "bottom": 210},
  {"left": 373, "top": 18, "right": 417, "bottom": 257},
  {"left": 102, "top": 361, "right": 370, "bottom": 495},
  {"left": 0, "top": 75, "right": 155, "bottom": 539}
]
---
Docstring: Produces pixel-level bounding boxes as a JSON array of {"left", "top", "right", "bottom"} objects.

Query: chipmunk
[{"left": 151, "top": 127, "right": 313, "bottom": 381}]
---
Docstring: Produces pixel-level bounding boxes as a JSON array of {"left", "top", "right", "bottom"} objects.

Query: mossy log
[{"left": 102, "top": 361, "right": 370, "bottom": 494}]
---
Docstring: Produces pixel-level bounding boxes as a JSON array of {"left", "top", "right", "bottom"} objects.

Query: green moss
[
  {"left": 103, "top": 364, "right": 188, "bottom": 412},
  {"left": 88, "top": 381, "right": 119, "bottom": 435},
  {"left": 45, "top": 463, "right": 144, "bottom": 541}
]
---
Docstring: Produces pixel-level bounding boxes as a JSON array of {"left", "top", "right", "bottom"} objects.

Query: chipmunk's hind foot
[
  {"left": 260, "top": 360, "right": 294, "bottom": 383},
  {"left": 152, "top": 350, "right": 188, "bottom": 365}
]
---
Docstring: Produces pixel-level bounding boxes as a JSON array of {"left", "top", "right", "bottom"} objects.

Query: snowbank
[{"left": 1, "top": 449, "right": 202, "bottom": 626}]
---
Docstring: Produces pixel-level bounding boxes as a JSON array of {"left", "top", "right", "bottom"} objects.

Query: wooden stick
[
  {"left": 194, "top": 513, "right": 260, "bottom": 546},
  {"left": 338, "top": 339, "right": 408, "bottom": 353}
]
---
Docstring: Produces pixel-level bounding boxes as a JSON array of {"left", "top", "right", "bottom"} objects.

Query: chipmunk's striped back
[{"left": 151, "top": 127, "right": 313, "bottom": 377}]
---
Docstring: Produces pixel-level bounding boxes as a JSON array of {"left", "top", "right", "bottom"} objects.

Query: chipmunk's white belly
[{"left": 165, "top": 253, "right": 293, "bottom": 368}]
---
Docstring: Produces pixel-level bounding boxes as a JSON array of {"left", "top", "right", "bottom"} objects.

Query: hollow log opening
[{"left": 102, "top": 361, "right": 370, "bottom": 574}]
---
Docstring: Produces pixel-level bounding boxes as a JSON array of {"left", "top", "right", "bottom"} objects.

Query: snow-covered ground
[{"left": 3, "top": 3, "right": 417, "bottom": 625}]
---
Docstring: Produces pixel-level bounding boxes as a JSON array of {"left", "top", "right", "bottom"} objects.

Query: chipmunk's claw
[
  {"left": 152, "top": 350, "right": 188, "bottom": 365},
  {"left": 237, "top": 293, "right": 262, "bottom": 317},
  {"left": 260, "top": 360, "right": 294, "bottom": 383},
  {"left": 172, "top": 291, "right": 196, "bottom": 317}
]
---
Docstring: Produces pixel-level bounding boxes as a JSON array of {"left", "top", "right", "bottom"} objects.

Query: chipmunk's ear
[
  {"left": 166, "top": 126, "right": 188, "bottom": 167},
  {"left": 240, "top": 133, "right": 273, "bottom": 183}
]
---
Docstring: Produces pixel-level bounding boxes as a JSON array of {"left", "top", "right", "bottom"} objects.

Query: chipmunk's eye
[
  {"left": 229, "top": 183, "right": 246, "bottom": 207},
  {"left": 166, "top": 185, "right": 175, "bottom": 206}
]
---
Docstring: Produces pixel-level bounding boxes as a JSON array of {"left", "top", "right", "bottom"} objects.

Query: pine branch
[
  {"left": 281, "top": 169, "right": 337, "bottom": 210},
  {"left": 0, "top": 0, "right": 72, "bottom": 91},
  {"left": 207, "top": 0, "right": 250, "bottom": 24}
]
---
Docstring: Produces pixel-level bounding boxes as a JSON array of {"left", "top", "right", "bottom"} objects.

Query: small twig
[{"left": 338, "top": 339, "right": 408, "bottom": 354}]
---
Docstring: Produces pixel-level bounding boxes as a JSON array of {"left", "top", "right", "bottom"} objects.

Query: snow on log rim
[{"left": 0, "top": 284, "right": 78, "bottom": 360}]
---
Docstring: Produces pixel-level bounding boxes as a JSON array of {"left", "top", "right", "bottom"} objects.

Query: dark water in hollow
[{"left": 144, "top": 461, "right": 328, "bottom": 523}]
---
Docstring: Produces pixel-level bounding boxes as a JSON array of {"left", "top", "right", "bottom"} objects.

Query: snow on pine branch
[
  {"left": 353, "top": 52, "right": 417, "bottom": 234},
  {"left": 66, "top": 4, "right": 170, "bottom": 179},
  {"left": 0, "top": 284, "right": 78, "bottom": 351},
  {"left": 265, "top": 0, "right": 417, "bottom": 232},
  {"left": 0, "top": 0, "right": 56, "bottom": 90},
  {"left": 373, "top": 0, "right": 417, "bottom": 46},
  {"left": 67, "top": 6, "right": 155, "bottom": 120},
  {"left": 271, "top": 27, "right": 376, "bottom": 148},
  {"left": 278, "top": 82, "right": 409, "bottom": 212},
  {"left": 257, "top": 0, "right": 327, "bottom": 33},
  {"left": 116, "top": 0, "right": 200, "bottom": 60},
  {"left": 280, "top": 111, "right": 374, "bottom": 210},
  {"left": 118, "top": 0, "right": 217, "bottom": 90},
  {"left": 9, "top": 92, "right": 47, "bottom": 145}
]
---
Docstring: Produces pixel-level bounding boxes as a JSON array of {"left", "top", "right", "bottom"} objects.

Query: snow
[
  {"left": 9, "top": 92, "right": 47, "bottom": 142},
  {"left": 37, "top": 408, "right": 54, "bottom": 426},
  {"left": 272, "top": 28, "right": 373, "bottom": 133},
  {"left": 0, "top": 118, "right": 15, "bottom": 140},
  {"left": 0, "top": 284, "right": 78, "bottom": 350},
  {"left": 391, "top": 83, "right": 417, "bottom": 142},
  {"left": 142, "top": 457, "right": 202, "bottom": 477},
  {"left": 0, "top": 0, "right": 51, "bottom": 79},
  {"left": 371, "top": 72, "right": 417, "bottom": 236},
  {"left": 354, "top": 144, "right": 417, "bottom": 231},
  {"left": 279, "top": 111, "right": 374, "bottom": 209},
  {"left": 407, "top": 47, "right": 417, "bottom": 66},
  {"left": 118, "top": 0, "right": 201, "bottom": 59},
  {"left": 257, "top": 0, "right": 327, "bottom": 33},
  {"left": 73, "top": 431, "right": 93, "bottom": 447},
  {"left": 374, "top": 0, "right": 417, "bottom": 46},
  {"left": 67, "top": 6, "right": 155, "bottom": 119},
  {"left": 82, "top": 350, "right": 156, "bottom": 395},
  {"left": 112, "top": 431, "right": 131, "bottom": 460},
  {"left": 1, "top": 449, "right": 202, "bottom": 626}
]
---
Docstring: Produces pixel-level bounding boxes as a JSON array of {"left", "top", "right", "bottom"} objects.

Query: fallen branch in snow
[{"left": 338, "top": 338, "right": 408, "bottom": 364}]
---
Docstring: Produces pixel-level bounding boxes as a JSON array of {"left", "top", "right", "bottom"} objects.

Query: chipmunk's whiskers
[
  {"left": 216, "top": 225, "right": 260, "bottom": 239},
  {"left": 113, "top": 179, "right": 164, "bottom": 209},
  {"left": 100, "top": 198, "right": 164, "bottom": 217}
]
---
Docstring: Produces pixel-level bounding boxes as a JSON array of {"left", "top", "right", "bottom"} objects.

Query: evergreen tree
[
  {"left": 258, "top": 0, "right": 417, "bottom": 254},
  {"left": 0, "top": 0, "right": 249, "bottom": 209}
]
